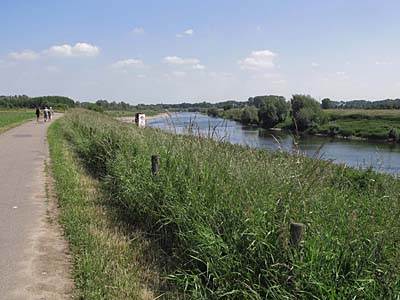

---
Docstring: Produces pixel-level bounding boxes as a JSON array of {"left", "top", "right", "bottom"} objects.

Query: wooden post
[
  {"left": 151, "top": 155, "right": 159, "bottom": 176},
  {"left": 89, "top": 127, "right": 93, "bottom": 137},
  {"left": 290, "top": 222, "right": 305, "bottom": 245}
]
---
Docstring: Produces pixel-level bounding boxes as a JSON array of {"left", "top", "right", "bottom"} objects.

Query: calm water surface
[{"left": 148, "top": 112, "right": 400, "bottom": 175}]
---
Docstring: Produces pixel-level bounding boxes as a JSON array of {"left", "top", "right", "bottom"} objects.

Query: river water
[{"left": 148, "top": 112, "right": 400, "bottom": 175}]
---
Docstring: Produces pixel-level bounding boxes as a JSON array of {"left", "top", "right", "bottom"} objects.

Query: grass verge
[
  {"left": 0, "top": 110, "right": 34, "bottom": 133},
  {"left": 48, "top": 120, "right": 163, "bottom": 299}
]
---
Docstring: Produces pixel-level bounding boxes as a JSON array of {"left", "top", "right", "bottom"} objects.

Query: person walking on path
[
  {"left": 35, "top": 107, "right": 40, "bottom": 122},
  {"left": 49, "top": 107, "right": 54, "bottom": 120},
  {"left": 43, "top": 107, "right": 49, "bottom": 122}
]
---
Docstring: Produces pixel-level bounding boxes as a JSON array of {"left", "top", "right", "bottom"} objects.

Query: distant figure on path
[
  {"left": 49, "top": 107, "right": 54, "bottom": 120},
  {"left": 35, "top": 107, "right": 40, "bottom": 122},
  {"left": 43, "top": 107, "right": 49, "bottom": 122}
]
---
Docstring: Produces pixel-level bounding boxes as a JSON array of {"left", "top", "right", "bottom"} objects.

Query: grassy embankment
[
  {"left": 0, "top": 110, "right": 34, "bottom": 133},
  {"left": 52, "top": 109, "right": 399, "bottom": 299},
  {"left": 48, "top": 120, "right": 166, "bottom": 299},
  {"left": 219, "top": 108, "right": 400, "bottom": 141}
]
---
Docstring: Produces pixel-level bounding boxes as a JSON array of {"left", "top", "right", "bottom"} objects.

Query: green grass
[
  {"left": 324, "top": 109, "right": 400, "bottom": 121},
  {"left": 315, "top": 109, "right": 400, "bottom": 140},
  {"left": 54, "top": 109, "right": 400, "bottom": 299},
  {"left": 0, "top": 110, "right": 34, "bottom": 133},
  {"left": 48, "top": 120, "right": 163, "bottom": 300}
]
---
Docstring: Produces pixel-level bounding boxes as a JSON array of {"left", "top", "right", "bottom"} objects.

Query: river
[{"left": 148, "top": 112, "right": 400, "bottom": 175}]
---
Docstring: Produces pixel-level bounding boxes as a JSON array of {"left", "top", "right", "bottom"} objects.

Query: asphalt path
[{"left": 0, "top": 114, "right": 71, "bottom": 299}]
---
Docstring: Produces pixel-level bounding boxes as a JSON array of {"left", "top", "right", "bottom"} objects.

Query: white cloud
[
  {"left": 176, "top": 28, "right": 194, "bottom": 38},
  {"left": 311, "top": 62, "right": 319, "bottom": 67},
  {"left": 111, "top": 58, "right": 144, "bottom": 68},
  {"left": 132, "top": 27, "right": 145, "bottom": 34},
  {"left": 336, "top": 71, "right": 350, "bottom": 80},
  {"left": 172, "top": 71, "right": 187, "bottom": 77},
  {"left": 9, "top": 50, "right": 39, "bottom": 61},
  {"left": 164, "top": 56, "right": 200, "bottom": 65},
  {"left": 8, "top": 43, "right": 100, "bottom": 61},
  {"left": 46, "top": 42, "right": 100, "bottom": 57},
  {"left": 238, "top": 50, "right": 276, "bottom": 70},
  {"left": 375, "top": 61, "right": 393, "bottom": 65},
  {"left": 184, "top": 29, "right": 194, "bottom": 35},
  {"left": 45, "top": 65, "right": 59, "bottom": 72},
  {"left": 193, "top": 64, "right": 205, "bottom": 70}
]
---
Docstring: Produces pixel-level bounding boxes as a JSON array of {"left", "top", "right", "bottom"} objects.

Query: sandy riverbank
[{"left": 117, "top": 112, "right": 170, "bottom": 124}]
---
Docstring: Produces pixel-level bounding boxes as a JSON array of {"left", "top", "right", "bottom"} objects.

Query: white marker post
[{"left": 135, "top": 113, "right": 146, "bottom": 128}]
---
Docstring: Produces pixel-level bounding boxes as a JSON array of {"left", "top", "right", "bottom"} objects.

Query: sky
[{"left": 1, "top": 0, "right": 400, "bottom": 104}]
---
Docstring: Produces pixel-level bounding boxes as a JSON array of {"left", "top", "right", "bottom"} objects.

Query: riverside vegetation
[
  {"left": 210, "top": 95, "right": 400, "bottom": 142},
  {"left": 52, "top": 109, "right": 400, "bottom": 299}
]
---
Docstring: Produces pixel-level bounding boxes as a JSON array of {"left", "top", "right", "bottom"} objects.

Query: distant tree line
[
  {"left": 88, "top": 99, "right": 248, "bottom": 112},
  {"left": 0, "top": 95, "right": 75, "bottom": 110},
  {"left": 321, "top": 98, "right": 400, "bottom": 109}
]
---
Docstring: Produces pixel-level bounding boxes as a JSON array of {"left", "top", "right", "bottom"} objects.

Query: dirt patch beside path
[{"left": 25, "top": 159, "right": 74, "bottom": 299}]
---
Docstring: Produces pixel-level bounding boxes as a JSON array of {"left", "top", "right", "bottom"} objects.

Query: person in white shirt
[
  {"left": 43, "top": 107, "right": 50, "bottom": 122},
  {"left": 49, "top": 107, "right": 54, "bottom": 120}
]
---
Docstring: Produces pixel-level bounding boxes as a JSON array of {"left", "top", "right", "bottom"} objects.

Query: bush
[
  {"left": 86, "top": 103, "right": 104, "bottom": 113},
  {"left": 207, "top": 107, "right": 219, "bottom": 117},
  {"left": 257, "top": 96, "right": 289, "bottom": 128},
  {"left": 388, "top": 127, "right": 400, "bottom": 141},
  {"left": 240, "top": 106, "right": 259, "bottom": 125},
  {"left": 329, "top": 124, "right": 341, "bottom": 136},
  {"left": 291, "top": 95, "right": 321, "bottom": 130}
]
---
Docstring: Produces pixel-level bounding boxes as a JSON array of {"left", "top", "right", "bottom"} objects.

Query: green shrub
[
  {"left": 329, "top": 124, "right": 341, "bottom": 136},
  {"left": 291, "top": 95, "right": 321, "bottom": 130},
  {"left": 241, "top": 106, "right": 259, "bottom": 125},
  {"left": 388, "top": 127, "right": 400, "bottom": 141},
  {"left": 86, "top": 103, "right": 104, "bottom": 113}
]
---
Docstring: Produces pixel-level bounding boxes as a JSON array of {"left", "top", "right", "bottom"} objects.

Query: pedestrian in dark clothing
[{"left": 35, "top": 107, "right": 40, "bottom": 122}]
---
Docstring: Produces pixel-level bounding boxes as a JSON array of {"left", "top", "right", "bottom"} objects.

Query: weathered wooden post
[
  {"left": 151, "top": 155, "right": 159, "bottom": 176},
  {"left": 290, "top": 222, "right": 305, "bottom": 245},
  {"left": 89, "top": 127, "right": 93, "bottom": 137}
]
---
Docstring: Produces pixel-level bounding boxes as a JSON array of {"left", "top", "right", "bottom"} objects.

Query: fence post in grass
[
  {"left": 151, "top": 155, "right": 159, "bottom": 176},
  {"left": 290, "top": 222, "right": 305, "bottom": 246},
  {"left": 89, "top": 127, "right": 93, "bottom": 137}
]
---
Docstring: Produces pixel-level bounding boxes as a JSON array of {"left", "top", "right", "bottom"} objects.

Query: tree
[
  {"left": 257, "top": 96, "right": 289, "bottom": 128},
  {"left": 321, "top": 98, "right": 334, "bottom": 109},
  {"left": 291, "top": 94, "right": 321, "bottom": 130},
  {"left": 207, "top": 107, "right": 219, "bottom": 117},
  {"left": 241, "top": 107, "right": 259, "bottom": 125}
]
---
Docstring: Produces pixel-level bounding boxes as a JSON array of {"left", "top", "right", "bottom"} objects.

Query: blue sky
[{"left": 1, "top": 0, "right": 400, "bottom": 103}]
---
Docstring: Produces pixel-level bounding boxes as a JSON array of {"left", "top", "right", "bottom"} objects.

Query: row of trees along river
[{"left": 206, "top": 95, "right": 400, "bottom": 143}]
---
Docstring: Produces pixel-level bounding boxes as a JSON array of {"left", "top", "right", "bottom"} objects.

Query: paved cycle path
[{"left": 0, "top": 115, "right": 72, "bottom": 299}]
